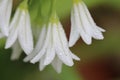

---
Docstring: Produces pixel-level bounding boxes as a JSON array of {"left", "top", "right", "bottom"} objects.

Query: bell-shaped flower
[
  {"left": 69, "top": 0, "right": 105, "bottom": 47},
  {"left": 0, "top": 0, "right": 12, "bottom": 36},
  {"left": 24, "top": 14, "right": 80, "bottom": 73},
  {"left": 5, "top": 2, "right": 33, "bottom": 55}
]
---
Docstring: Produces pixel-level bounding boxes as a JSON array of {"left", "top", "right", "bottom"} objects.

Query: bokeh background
[{"left": 0, "top": 0, "right": 120, "bottom": 80}]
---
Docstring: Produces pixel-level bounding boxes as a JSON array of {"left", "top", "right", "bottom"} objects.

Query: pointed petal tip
[
  {"left": 98, "top": 36, "right": 104, "bottom": 40},
  {"left": 83, "top": 37, "right": 92, "bottom": 45},
  {"left": 43, "top": 60, "right": 52, "bottom": 66},
  {"left": 43, "top": 60, "right": 50, "bottom": 66},
  {"left": 69, "top": 42, "right": 74, "bottom": 47},
  {"left": 86, "top": 42, "right": 92, "bottom": 45},
  {"left": 102, "top": 29, "right": 106, "bottom": 32},
  {"left": 68, "top": 63, "right": 74, "bottom": 67},
  {"left": 94, "top": 33, "right": 104, "bottom": 40},
  {"left": 23, "top": 47, "right": 33, "bottom": 55},
  {"left": 39, "top": 64, "right": 46, "bottom": 71},
  {"left": 66, "top": 61, "right": 74, "bottom": 67},
  {"left": 53, "top": 65, "right": 62, "bottom": 73},
  {"left": 5, "top": 44, "right": 10, "bottom": 49},
  {"left": 39, "top": 68, "right": 44, "bottom": 71},
  {"left": 23, "top": 57, "right": 29, "bottom": 62},
  {"left": 56, "top": 70, "right": 62, "bottom": 74},
  {"left": 43, "top": 56, "right": 55, "bottom": 66},
  {"left": 68, "top": 32, "right": 80, "bottom": 47},
  {"left": 30, "top": 59, "right": 38, "bottom": 64},
  {"left": 10, "top": 57, "right": 19, "bottom": 61},
  {"left": 76, "top": 57, "right": 80, "bottom": 61},
  {"left": 30, "top": 60, "right": 36, "bottom": 64},
  {"left": 97, "top": 26, "right": 106, "bottom": 32},
  {"left": 75, "top": 56, "right": 80, "bottom": 61},
  {"left": 102, "top": 36, "right": 104, "bottom": 39},
  {"left": 71, "top": 52, "right": 80, "bottom": 61},
  {"left": 68, "top": 36, "right": 79, "bottom": 47}
]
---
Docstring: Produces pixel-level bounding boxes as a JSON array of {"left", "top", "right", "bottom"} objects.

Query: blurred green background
[{"left": 0, "top": 0, "right": 120, "bottom": 80}]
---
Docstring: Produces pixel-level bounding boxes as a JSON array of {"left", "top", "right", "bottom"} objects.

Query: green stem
[
  {"left": 36, "top": 0, "right": 43, "bottom": 18},
  {"left": 35, "top": 0, "right": 45, "bottom": 25},
  {"left": 50, "top": 0, "right": 56, "bottom": 17},
  {"left": 19, "top": 0, "right": 28, "bottom": 9},
  {"left": 73, "top": 0, "right": 82, "bottom": 3}
]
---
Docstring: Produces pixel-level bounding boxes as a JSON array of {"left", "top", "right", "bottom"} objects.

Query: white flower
[
  {"left": 69, "top": 1, "right": 105, "bottom": 47},
  {"left": 24, "top": 15, "right": 80, "bottom": 73},
  {"left": 0, "top": 0, "right": 12, "bottom": 36},
  {"left": 5, "top": 5, "right": 33, "bottom": 55}
]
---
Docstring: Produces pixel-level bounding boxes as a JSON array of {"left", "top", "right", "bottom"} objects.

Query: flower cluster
[
  {"left": 0, "top": 0, "right": 105, "bottom": 73},
  {"left": 24, "top": 13, "right": 80, "bottom": 73}
]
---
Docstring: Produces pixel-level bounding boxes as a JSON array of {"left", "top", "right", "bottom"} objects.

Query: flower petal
[
  {"left": 11, "top": 41, "right": 22, "bottom": 60},
  {"left": 5, "top": 9, "right": 21, "bottom": 49},
  {"left": 78, "top": 3, "right": 92, "bottom": 36},
  {"left": 73, "top": 4, "right": 92, "bottom": 45},
  {"left": 52, "top": 56, "right": 62, "bottom": 73},
  {"left": 39, "top": 55, "right": 46, "bottom": 71},
  {"left": 18, "top": 10, "right": 33, "bottom": 54},
  {"left": 69, "top": 9, "right": 80, "bottom": 47},
  {"left": 97, "top": 26, "right": 106, "bottom": 32},
  {"left": 81, "top": 2, "right": 96, "bottom": 26},
  {"left": 71, "top": 52, "right": 80, "bottom": 61},
  {"left": 34, "top": 26, "right": 46, "bottom": 53},
  {"left": 53, "top": 23, "right": 73, "bottom": 66},
  {"left": 0, "top": 0, "right": 12, "bottom": 36},
  {"left": 44, "top": 45, "right": 55, "bottom": 65},
  {"left": 23, "top": 26, "right": 47, "bottom": 62},
  {"left": 30, "top": 23, "right": 52, "bottom": 63},
  {"left": 5, "top": 25, "right": 18, "bottom": 49},
  {"left": 92, "top": 26, "right": 104, "bottom": 40}
]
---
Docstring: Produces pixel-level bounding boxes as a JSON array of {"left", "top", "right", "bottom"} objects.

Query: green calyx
[
  {"left": 49, "top": 12, "right": 59, "bottom": 24},
  {"left": 19, "top": 0, "right": 28, "bottom": 11},
  {"left": 73, "top": 0, "right": 82, "bottom": 4},
  {"left": 49, "top": 0, "right": 59, "bottom": 24}
]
